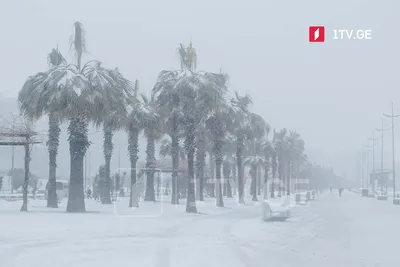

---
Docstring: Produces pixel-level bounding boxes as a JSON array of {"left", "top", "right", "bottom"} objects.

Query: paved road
[{"left": 2, "top": 192, "right": 400, "bottom": 267}]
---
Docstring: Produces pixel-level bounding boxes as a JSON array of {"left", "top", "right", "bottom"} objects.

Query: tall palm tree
[
  {"left": 126, "top": 81, "right": 155, "bottom": 207},
  {"left": 159, "top": 137, "right": 186, "bottom": 197},
  {"left": 262, "top": 139, "right": 273, "bottom": 198},
  {"left": 273, "top": 128, "right": 288, "bottom": 196},
  {"left": 142, "top": 94, "right": 161, "bottom": 202},
  {"left": 19, "top": 47, "right": 66, "bottom": 208},
  {"left": 270, "top": 136, "right": 278, "bottom": 198},
  {"left": 153, "top": 42, "right": 227, "bottom": 213},
  {"left": 285, "top": 130, "right": 306, "bottom": 195},
  {"left": 205, "top": 95, "right": 230, "bottom": 207},
  {"left": 195, "top": 123, "right": 207, "bottom": 201},
  {"left": 222, "top": 135, "right": 236, "bottom": 198},
  {"left": 95, "top": 105, "right": 128, "bottom": 204},
  {"left": 244, "top": 113, "right": 268, "bottom": 201},
  {"left": 243, "top": 156, "right": 259, "bottom": 201},
  {"left": 19, "top": 22, "right": 134, "bottom": 212},
  {"left": 230, "top": 92, "right": 253, "bottom": 204},
  {"left": 152, "top": 69, "right": 183, "bottom": 205}
]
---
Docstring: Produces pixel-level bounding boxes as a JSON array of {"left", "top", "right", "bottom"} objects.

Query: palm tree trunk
[
  {"left": 20, "top": 141, "right": 30, "bottom": 212},
  {"left": 278, "top": 158, "right": 284, "bottom": 196},
  {"left": 264, "top": 164, "right": 269, "bottom": 199},
  {"left": 128, "top": 126, "right": 139, "bottom": 207},
  {"left": 171, "top": 133, "right": 180, "bottom": 204},
  {"left": 236, "top": 139, "right": 245, "bottom": 204},
  {"left": 208, "top": 151, "right": 215, "bottom": 197},
  {"left": 102, "top": 126, "right": 113, "bottom": 204},
  {"left": 185, "top": 119, "right": 197, "bottom": 213},
  {"left": 287, "top": 160, "right": 291, "bottom": 195},
  {"left": 251, "top": 165, "right": 258, "bottom": 201},
  {"left": 232, "top": 161, "right": 237, "bottom": 197},
  {"left": 215, "top": 157, "right": 224, "bottom": 207},
  {"left": 271, "top": 157, "right": 277, "bottom": 198},
  {"left": 223, "top": 161, "right": 233, "bottom": 198},
  {"left": 47, "top": 114, "right": 60, "bottom": 208},
  {"left": 196, "top": 134, "right": 206, "bottom": 201},
  {"left": 145, "top": 136, "right": 156, "bottom": 202},
  {"left": 66, "top": 114, "right": 89, "bottom": 212},
  {"left": 257, "top": 165, "right": 261, "bottom": 195}
]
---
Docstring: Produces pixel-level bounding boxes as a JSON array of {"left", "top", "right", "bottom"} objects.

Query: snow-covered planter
[
  {"left": 310, "top": 190, "right": 316, "bottom": 200},
  {"left": 377, "top": 194, "right": 388, "bottom": 201},
  {"left": 295, "top": 192, "right": 308, "bottom": 205},
  {"left": 361, "top": 188, "right": 369, "bottom": 197},
  {"left": 393, "top": 198, "right": 400, "bottom": 205}
]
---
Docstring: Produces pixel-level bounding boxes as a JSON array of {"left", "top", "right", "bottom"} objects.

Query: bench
[{"left": 261, "top": 199, "right": 290, "bottom": 221}]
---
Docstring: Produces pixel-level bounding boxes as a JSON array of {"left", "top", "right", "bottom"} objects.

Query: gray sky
[{"left": 0, "top": 0, "right": 399, "bottom": 179}]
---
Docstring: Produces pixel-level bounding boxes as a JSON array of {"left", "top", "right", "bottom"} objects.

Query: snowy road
[{"left": 1, "top": 192, "right": 400, "bottom": 267}]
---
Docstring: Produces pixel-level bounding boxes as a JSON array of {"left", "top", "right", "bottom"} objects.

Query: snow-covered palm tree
[
  {"left": 126, "top": 81, "right": 156, "bottom": 207},
  {"left": 152, "top": 68, "right": 183, "bottom": 205},
  {"left": 222, "top": 135, "right": 236, "bottom": 198},
  {"left": 152, "top": 42, "right": 227, "bottom": 213},
  {"left": 195, "top": 122, "right": 207, "bottom": 201},
  {"left": 141, "top": 94, "right": 162, "bottom": 202},
  {"left": 285, "top": 130, "right": 306, "bottom": 195},
  {"left": 159, "top": 137, "right": 186, "bottom": 197},
  {"left": 273, "top": 128, "right": 289, "bottom": 196},
  {"left": 18, "top": 22, "right": 134, "bottom": 212},
  {"left": 204, "top": 94, "right": 231, "bottom": 207},
  {"left": 19, "top": 47, "right": 66, "bottom": 208},
  {"left": 230, "top": 92, "right": 255, "bottom": 204},
  {"left": 94, "top": 97, "right": 131, "bottom": 205}
]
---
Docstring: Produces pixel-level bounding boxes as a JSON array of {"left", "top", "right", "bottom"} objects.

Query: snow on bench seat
[{"left": 261, "top": 198, "right": 290, "bottom": 222}]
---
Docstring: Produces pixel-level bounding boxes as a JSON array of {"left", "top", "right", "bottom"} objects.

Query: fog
[{"left": 1, "top": 0, "right": 399, "bottom": 180}]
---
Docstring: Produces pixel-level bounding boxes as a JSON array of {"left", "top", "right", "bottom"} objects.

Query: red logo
[{"left": 309, "top": 26, "right": 325, "bottom": 42}]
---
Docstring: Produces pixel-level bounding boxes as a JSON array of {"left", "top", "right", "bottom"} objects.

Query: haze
[{"left": 0, "top": 0, "right": 399, "bottom": 178}]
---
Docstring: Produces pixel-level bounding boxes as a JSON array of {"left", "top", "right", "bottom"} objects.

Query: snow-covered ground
[{"left": 1, "top": 191, "right": 400, "bottom": 267}]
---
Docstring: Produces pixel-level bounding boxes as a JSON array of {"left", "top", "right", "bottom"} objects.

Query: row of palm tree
[{"left": 18, "top": 21, "right": 309, "bottom": 213}]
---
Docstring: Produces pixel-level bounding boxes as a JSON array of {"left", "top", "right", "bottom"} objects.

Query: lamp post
[
  {"left": 364, "top": 144, "right": 373, "bottom": 189},
  {"left": 368, "top": 132, "right": 377, "bottom": 192},
  {"left": 376, "top": 120, "right": 391, "bottom": 194},
  {"left": 383, "top": 102, "right": 399, "bottom": 198}
]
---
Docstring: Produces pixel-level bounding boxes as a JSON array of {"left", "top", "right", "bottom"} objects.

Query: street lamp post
[
  {"left": 368, "top": 132, "right": 377, "bottom": 192},
  {"left": 364, "top": 144, "right": 373, "bottom": 189},
  {"left": 376, "top": 120, "right": 391, "bottom": 194},
  {"left": 383, "top": 102, "right": 399, "bottom": 198}
]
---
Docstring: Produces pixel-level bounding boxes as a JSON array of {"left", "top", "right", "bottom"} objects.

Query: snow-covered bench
[{"left": 261, "top": 199, "right": 290, "bottom": 221}]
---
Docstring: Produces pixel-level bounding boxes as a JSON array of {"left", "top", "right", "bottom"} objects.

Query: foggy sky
[{"left": 0, "top": 0, "right": 399, "bottom": 179}]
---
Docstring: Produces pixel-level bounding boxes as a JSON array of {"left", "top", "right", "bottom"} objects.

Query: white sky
[{"left": 0, "top": 0, "right": 399, "bottom": 179}]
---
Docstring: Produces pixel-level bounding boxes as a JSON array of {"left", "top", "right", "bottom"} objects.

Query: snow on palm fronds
[
  {"left": 285, "top": 130, "right": 307, "bottom": 167},
  {"left": 48, "top": 47, "right": 67, "bottom": 67},
  {"left": 18, "top": 64, "right": 87, "bottom": 120},
  {"left": 70, "top": 21, "right": 87, "bottom": 69},
  {"left": 126, "top": 89, "right": 158, "bottom": 132},
  {"left": 159, "top": 138, "right": 186, "bottom": 159},
  {"left": 178, "top": 42, "right": 197, "bottom": 72},
  {"left": 244, "top": 155, "right": 265, "bottom": 168},
  {"left": 19, "top": 60, "right": 134, "bottom": 124}
]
